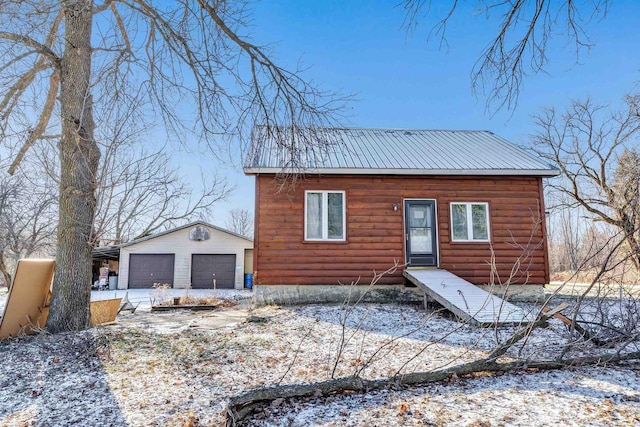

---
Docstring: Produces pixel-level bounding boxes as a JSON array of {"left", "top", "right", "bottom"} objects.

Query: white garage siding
[
  {"left": 244, "top": 249, "right": 253, "bottom": 274},
  {"left": 118, "top": 223, "right": 253, "bottom": 290}
]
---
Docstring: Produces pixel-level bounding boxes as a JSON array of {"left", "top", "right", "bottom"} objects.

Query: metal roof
[
  {"left": 92, "top": 245, "right": 121, "bottom": 260},
  {"left": 244, "top": 127, "right": 559, "bottom": 177}
]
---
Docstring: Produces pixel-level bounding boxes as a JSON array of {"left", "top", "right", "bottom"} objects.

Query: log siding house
[{"left": 244, "top": 128, "right": 559, "bottom": 302}]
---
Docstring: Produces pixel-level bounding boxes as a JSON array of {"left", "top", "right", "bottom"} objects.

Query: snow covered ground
[
  {"left": 0, "top": 287, "right": 253, "bottom": 314},
  {"left": 0, "top": 291, "right": 639, "bottom": 426}
]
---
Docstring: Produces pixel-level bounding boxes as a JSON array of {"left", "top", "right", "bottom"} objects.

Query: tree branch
[
  {"left": 9, "top": 69, "right": 60, "bottom": 174},
  {"left": 0, "top": 31, "right": 61, "bottom": 67}
]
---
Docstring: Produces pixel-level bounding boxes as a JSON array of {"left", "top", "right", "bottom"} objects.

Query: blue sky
[{"left": 212, "top": 0, "right": 639, "bottom": 223}]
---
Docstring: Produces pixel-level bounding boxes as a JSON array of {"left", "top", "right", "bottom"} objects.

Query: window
[
  {"left": 305, "top": 191, "right": 345, "bottom": 241},
  {"left": 450, "top": 202, "right": 490, "bottom": 242}
]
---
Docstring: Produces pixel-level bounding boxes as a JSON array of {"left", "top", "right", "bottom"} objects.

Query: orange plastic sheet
[
  {"left": 0, "top": 259, "right": 55, "bottom": 339},
  {"left": 0, "top": 260, "right": 122, "bottom": 339}
]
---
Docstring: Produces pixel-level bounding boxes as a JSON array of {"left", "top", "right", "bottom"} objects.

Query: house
[
  {"left": 244, "top": 127, "right": 560, "bottom": 304},
  {"left": 93, "top": 221, "right": 253, "bottom": 290}
]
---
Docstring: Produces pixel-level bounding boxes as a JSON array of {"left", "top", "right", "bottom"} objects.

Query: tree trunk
[
  {"left": 624, "top": 233, "right": 640, "bottom": 272},
  {"left": 0, "top": 252, "right": 11, "bottom": 287},
  {"left": 46, "top": 0, "right": 100, "bottom": 333},
  {"left": 618, "top": 213, "right": 640, "bottom": 271}
]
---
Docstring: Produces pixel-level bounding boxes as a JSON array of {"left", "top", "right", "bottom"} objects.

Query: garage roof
[
  {"left": 92, "top": 221, "right": 252, "bottom": 259},
  {"left": 121, "top": 221, "right": 253, "bottom": 247},
  {"left": 244, "top": 126, "right": 559, "bottom": 177},
  {"left": 92, "top": 245, "right": 121, "bottom": 260}
]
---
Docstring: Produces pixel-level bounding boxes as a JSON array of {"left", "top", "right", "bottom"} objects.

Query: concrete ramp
[{"left": 404, "top": 269, "right": 533, "bottom": 325}]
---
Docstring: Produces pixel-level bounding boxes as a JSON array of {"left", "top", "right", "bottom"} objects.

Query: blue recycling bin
[{"left": 244, "top": 273, "right": 253, "bottom": 290}]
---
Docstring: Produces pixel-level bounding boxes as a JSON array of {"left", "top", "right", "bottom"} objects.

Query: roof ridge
[
  {"left": 121, "top": 220, "right": 253, "bottom": 247},
  {"left": 246, "top": 126, "right": 559, "bottom": 177},
  {"left": 255, "top": 125, "right": 492, "bottom": 133},
  {"left": 330, "top": 127, "right": 492, "bottom": 133}
]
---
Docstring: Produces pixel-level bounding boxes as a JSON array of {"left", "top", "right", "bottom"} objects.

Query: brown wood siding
[
  {"left": 254, "top": 175, "right": 549, "bottom": 287},
  {"left": 252, "top": 176, "right": 260, "bottom": 277},
  {"left": 538, "top": 178, "right": 551, "bottom": 284}
]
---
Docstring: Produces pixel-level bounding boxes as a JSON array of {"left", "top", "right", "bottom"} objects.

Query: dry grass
[
  {"left": 549, "top": 267, "right": 640, "bottom": 298},
  {"left": 551, "top": 266, "right": 640, "bottom": 286}
]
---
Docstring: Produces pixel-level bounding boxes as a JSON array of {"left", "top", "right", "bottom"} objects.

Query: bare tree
[
  {"left": 546, "top": 193, "right": 594, "bottom": 274},
  {"left": 28, "top": 97, "right": 233, "bottom": 245},
  {"left": 533, "top": 96, "right": 640, "bottom": 270},
  {"left": 225, "top": 207, "right": 253, "bottom": 238},
  {"left": 0, "top": 175, "right": 18, "bottom": 286},
  {"left": 0, "top": 167, "right": 56, "bottom": 287},
  {"left": 401, "top": 0, "right": 610, "bottom": 111},
  {"left": 94, "top": 143, "right": 232, "bottom": 245},
  {"left": 549, "top": 205, "right": 584, "bottom": 272},
  {"left": 0, "top": 1, "right": 340, "bottom": 332}
]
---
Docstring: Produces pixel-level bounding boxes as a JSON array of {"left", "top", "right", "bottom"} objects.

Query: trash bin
[
  {"left": 108, "top": 276, "right": 118, "bottom": 290},
  {"left": 244, "top": 273, "right": 253, "bottom": 290}
]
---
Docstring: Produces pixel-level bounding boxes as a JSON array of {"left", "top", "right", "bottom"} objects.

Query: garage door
[
  {"left": 191, "top": 254, "right": 236, "bottom": 289},
  {"left": 128, "top": 254, "right": 175, "bottom": 289}
]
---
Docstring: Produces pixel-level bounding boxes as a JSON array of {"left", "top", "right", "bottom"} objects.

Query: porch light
[{"left": 392, "top": 203, "right": 398, "bottom": 211}]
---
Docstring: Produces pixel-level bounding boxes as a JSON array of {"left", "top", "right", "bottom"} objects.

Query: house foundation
[
  {"left": 252, "top": 283, "right": 546, "bottom": 306},
  {"left": 252, "top": 284, "right": 424, "bottom": 306},
  {"left": 477, "top": 284, "right": 546, "bottom": 302}
]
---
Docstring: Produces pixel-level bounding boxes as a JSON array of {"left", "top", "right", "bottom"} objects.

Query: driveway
[
  {"left": 0, "top": 287, "right": 253, "bottom": 334},
  {"left": 93, "top": 288, "right": 253, "bottom": 332},
  {"left": 90, "top": 287, "right": 253, "bottom": 311}
]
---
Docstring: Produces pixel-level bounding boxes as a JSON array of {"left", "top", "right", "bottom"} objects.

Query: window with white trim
[
  {"left": 305, "top": 191, "right": 345, "bottom": 241},
  {"left": 450, "top": 202, "right": 490, "bottom": 242}
]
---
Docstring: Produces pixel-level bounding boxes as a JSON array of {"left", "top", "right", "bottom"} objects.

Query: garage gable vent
[{"left": 189, "top": 226, "right": 210, "bottom": 241}]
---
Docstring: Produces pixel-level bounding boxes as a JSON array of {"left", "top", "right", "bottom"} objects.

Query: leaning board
[
  {"left": 90, "top": 298, "right": 122, "bottom": 326},
  {"left": 0, "top": 259, "right": 55, "bottom": 339},
  {"left": 404, "top": 269, "right": 533, "bottom": 325}
]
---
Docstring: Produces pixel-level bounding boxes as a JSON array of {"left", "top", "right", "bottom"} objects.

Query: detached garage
[{"left": 116, "top": 221, "right": 253, "bottom": 290}]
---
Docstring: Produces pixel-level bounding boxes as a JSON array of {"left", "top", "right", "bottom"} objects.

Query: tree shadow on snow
[{"left": 0, "top": 331, "right": 128, "bottom": 426}]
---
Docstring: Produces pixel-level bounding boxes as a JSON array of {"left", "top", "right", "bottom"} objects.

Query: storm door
[{"left": 405, "top": 200, "right": 438, "bottom": 267}]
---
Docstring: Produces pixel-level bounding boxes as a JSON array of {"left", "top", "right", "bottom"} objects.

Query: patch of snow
[
  {"left": 0, "top": 301, "right": 639, "bottom": 425},
  {"left": 0, "top": 288, "right": 7, "bottom": 314},
  {"left": 253, "top": 367, "right": 640, "bottom": 426}
]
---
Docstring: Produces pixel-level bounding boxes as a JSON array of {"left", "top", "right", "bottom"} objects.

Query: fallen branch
[
  {"left": 226, "top": 349, "right": 640, "bottom": 426},
  {"left": 542, "top": 305, "right": 596, "bottom": 342},
  {"left": 227, "top": 304, "right": 635, "bottom": 426}
]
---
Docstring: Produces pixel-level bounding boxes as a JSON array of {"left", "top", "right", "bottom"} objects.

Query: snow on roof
[{"left": 244, "top": 127, "right": 559, "bottom": 177}]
